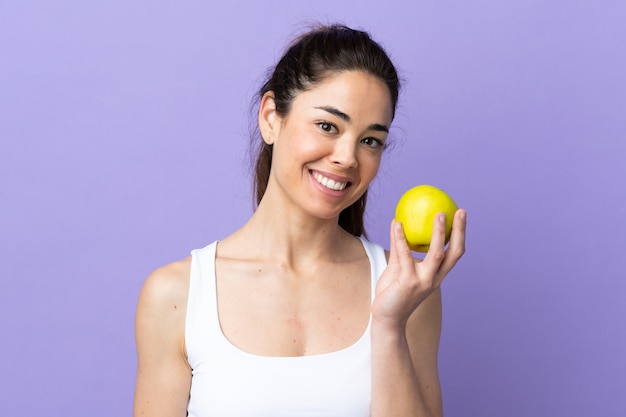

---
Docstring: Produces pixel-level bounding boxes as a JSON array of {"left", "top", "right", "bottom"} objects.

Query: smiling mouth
[{"left": 311, "top": 171, "right": 350, "bottom": 191}]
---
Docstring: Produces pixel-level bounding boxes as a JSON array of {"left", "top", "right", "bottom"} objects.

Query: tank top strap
[
  {"left": 186, "top": 241, "right": 219, "bottom": 368},
  {"left": 358, "top": 236, "right": 388, "bottom": 302}
]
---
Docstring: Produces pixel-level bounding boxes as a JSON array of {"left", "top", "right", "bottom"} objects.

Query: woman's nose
[{"left": 330, "top": 137, "right": 358, "bottom": 168}]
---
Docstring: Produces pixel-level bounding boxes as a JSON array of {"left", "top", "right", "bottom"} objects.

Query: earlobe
[{"left": 259, "top": 92, "right": 279, "bottom": 145}]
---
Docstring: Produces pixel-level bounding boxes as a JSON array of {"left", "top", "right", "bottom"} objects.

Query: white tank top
[{"left": 185, "top": 237, "right": 387, "bottom": 417}]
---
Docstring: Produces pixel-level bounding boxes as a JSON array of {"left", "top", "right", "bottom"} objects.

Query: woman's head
[{"left": 252, "top": 24, "right": 401, "bottom": 237}]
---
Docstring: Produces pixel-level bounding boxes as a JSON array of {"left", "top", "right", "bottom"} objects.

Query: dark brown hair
[{"left": 252, "top": 24, "right": 400, "bottom": 237}]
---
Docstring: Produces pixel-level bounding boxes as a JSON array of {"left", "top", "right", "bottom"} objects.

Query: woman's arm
[
  {"left": 371, "top": 289, "right": 443, "bottom": 417},
  {"left": 133, "top": 261, "right": 192, "bottom": 417},
  {"left": 371, "top": 210, "right": 466, "bottom": 417}
]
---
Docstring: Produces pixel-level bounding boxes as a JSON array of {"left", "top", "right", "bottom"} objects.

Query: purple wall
[{"left": 1, "top": 1, "right": 625, "bottom": 416}]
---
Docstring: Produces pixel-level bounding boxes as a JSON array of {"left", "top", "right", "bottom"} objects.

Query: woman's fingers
[
  {"left": 388, "top": 220, "right": 400, "bottom": 259},
  {"left": 391, "top": 220, "right": 417, "bottom": 271},
  {"left": 437, "top": 209, "right": 467, "bottom": 277},
  {"left": 422, "top": 213, "right": 448, "bottom": 275},
  {"left": 379, "top": 211, "right": 466, "bottom": 322},
  {"left": 377, "top": 220, "right": 415, "bottom": 298}
]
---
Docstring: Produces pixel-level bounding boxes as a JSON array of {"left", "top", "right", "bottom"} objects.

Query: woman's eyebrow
[
  {"left": 369, "top": 123, "right": 389, "bottom": 133},
  {"left": 315, "top": 106, "right": 389, "bottom": 132},
  {"left": 316, "top": 105, "right": 350, "bottom": 122}
]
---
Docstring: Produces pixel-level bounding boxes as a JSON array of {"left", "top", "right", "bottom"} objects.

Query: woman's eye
[
  {"left": 362, "top": 137, "right": 384, "bottom": 148},
  {"left": 317, "top": 122, "right": 337, "bottom": 133}
]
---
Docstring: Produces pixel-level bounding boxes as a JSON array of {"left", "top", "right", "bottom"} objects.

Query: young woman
[{"left": 133, "top": 24, "right": 466, "bottom": 417}]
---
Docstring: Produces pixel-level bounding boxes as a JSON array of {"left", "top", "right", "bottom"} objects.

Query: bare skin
[
  {"left": 134, "top": 259, "right": 192, "bottom": 416},
  {"left": 133, "top": 71, "right": 467, "bottom": 417}
]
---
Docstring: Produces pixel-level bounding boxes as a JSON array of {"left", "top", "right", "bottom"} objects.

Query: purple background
[{"left": 2, "top": 1, "right": 625, "bottom": 416}]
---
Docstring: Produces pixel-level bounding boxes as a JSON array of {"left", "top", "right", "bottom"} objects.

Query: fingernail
[{"left": 439, "top": 213, "right": 446, "bottom": 223}]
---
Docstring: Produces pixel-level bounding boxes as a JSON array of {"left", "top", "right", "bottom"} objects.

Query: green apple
[{"left": 395, "top": 185, "right": 458, "bottom": 252}]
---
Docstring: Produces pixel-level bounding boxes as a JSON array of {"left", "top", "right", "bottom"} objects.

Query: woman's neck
[{"left": 219, "top": 195, "right": 359, "bottom": 270}]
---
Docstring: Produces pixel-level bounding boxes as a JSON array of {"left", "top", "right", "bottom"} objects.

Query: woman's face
[{"left": 260, "top": 70, "right": 393, "bottom": 221}]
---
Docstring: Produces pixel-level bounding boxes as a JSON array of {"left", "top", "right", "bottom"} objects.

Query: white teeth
[{"left": 312, "top": 172, "right": 348, "bottom": 191}]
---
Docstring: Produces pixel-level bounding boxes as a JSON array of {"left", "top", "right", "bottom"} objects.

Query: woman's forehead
[{"left": 292, "top": 71, "right": 393, "bottom": 124}]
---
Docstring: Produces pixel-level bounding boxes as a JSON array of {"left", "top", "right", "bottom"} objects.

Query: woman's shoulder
[
  {"left": 134, "top": 258, "right": 193, "bottom": 395},
  {"left": 138, "top": 257, "right": 193, "bottom": 316},
  {"left": 147, "top": 257, "right": 192, "bottom": 288}
]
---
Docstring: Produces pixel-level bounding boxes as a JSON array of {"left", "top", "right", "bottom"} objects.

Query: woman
[{"left": 133, "top": 24, "right": 466, "bottom": 417}]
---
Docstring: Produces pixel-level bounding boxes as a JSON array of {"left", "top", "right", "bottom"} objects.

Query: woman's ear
[{"left": 258, "top": 92, "right": 280, "bottom": 145}]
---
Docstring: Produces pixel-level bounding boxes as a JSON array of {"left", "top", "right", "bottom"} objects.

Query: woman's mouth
[{"left": 311, "top": 171, "right": 350, "bottom": 191}]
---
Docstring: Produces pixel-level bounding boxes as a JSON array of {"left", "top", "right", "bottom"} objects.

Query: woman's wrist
[{"left": 370, "top": 317, "right": 409, "bottom": 347}]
